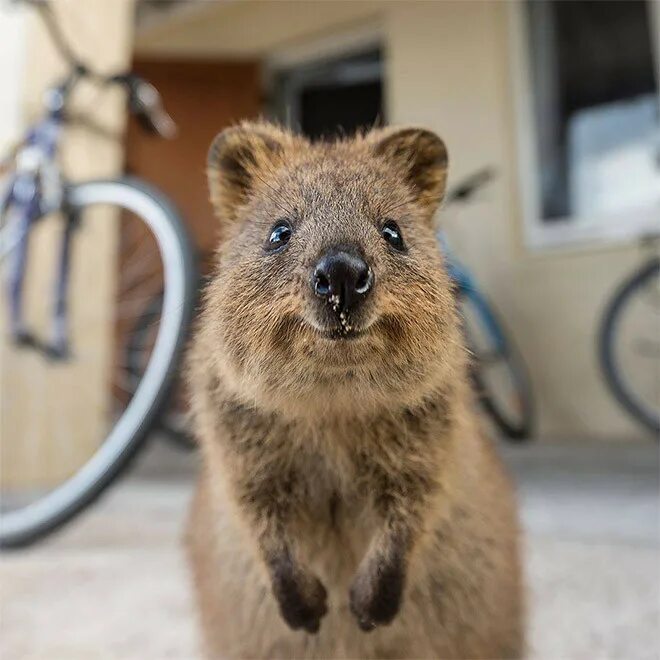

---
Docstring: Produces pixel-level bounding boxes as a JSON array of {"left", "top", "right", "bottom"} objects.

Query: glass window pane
[{"left": 527, "top": 0, "right": 659, "bottom": 223}]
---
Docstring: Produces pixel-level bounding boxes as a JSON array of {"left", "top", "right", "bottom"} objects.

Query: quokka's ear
[
  {"left": 370, "top": 127, "right": 448, "bottom": 213},
  {"left": 207, "top": 122, "right": 296, "bottom": 224}
]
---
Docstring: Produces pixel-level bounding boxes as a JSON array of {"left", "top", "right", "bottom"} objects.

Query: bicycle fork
[{"left": 5, "top": 180, "right": 78, "bottom": 360}]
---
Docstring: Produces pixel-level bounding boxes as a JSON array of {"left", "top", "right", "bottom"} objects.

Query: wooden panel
[{"left": 125, "top": 58, "right": 262, "bottom": 256}]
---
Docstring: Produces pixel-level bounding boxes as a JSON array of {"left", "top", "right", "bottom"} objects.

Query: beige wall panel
[{"left": 1, "top": 0, "right": 135, "bottom": 487}]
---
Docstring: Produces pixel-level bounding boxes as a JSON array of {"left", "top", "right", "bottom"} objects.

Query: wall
[
  {"left": 0, "top": 6, "right": 27, "bottom": 155},
  {"left": 135, "top": 0, "right": 648, "bottom": 440},
  {"left": 1, "top": 0, "right": 136, "bottom": 487}
]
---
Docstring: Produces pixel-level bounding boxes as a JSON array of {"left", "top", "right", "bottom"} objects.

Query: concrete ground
[{"left": 1, "top": 439, "right": 658, "bottom": 660}]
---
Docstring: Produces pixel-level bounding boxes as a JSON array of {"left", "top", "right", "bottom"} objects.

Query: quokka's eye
[
  {"left": 266, "top": 220, "right": 292, "bottom": 252},
  {"left": 381, "top": 220, "right": 406, "bottom": 252}
]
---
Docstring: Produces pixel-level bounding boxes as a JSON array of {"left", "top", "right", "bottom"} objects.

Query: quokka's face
[{"left": 203, "top": 122, "right": 460, "bottom": 413}]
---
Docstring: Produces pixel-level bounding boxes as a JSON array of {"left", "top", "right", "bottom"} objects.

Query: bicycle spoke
[
  {"left": 631, "top": 338, "right": 660, "bottom": 359},
  {"left": 119, "top": 246, "right": 161, "bottom": 290}
]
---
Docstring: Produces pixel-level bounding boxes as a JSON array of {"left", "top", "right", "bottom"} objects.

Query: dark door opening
[{"left": 271, "top": 49, "right": 384, "bottom": 140}]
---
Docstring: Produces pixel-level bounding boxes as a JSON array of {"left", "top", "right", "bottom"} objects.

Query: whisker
[
  {"left": 380, "top": 195, "right": 416, "bottom": 218},
  {"left": 250, "top": 168, "right": 295, "bottom": 219}
]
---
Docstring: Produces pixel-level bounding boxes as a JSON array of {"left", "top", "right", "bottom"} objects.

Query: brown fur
[{"left": 186, "top": 121, "right": 524, "bottom": 659}]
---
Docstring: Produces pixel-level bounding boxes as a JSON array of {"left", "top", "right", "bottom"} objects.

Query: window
[
  {"left": 270, "top": 49, "right": 384, "bottom": 140},
  {"left": 512, "top": 1, "right": 660, "bottom": 248}
]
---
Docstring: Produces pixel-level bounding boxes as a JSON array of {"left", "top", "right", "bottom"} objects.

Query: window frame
[{"left": 508, "top": 0, "right": 660, "bottom": 251}]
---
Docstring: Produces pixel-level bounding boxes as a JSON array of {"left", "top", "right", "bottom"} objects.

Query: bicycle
[
  {"left": 441, "top": 169, "right": 535, "bottom": 441},
  {"left": 134, "top": 169, "right": 535, "bottom": 447},
  {"left": 0, "top": 0, "right": 197, "bottom": 548},
  {"left": 599, "top": 234, "right": 659, "bottom": 437}
]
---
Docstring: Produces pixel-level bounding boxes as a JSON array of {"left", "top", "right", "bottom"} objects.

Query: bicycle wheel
[
  {"left": 459, "top": 289, "right": 535, "bottom": 441},
  {"left": 0, "top": 177, "right": 196, "bottom": 548},
  {"left": 126, "top": 291, "right": 196, "bottom": 451},
  {"left": 599, "top": 258, "right": 660, "bottom": 436}
]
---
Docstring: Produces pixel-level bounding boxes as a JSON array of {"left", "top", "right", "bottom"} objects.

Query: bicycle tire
[
  {"left": 459, "top": 290, "right": 535, "bottom": 441},
  {"left": 599, "top": 258, "right": 660, "bottom": 436},
  {"left": 126, "top": 291, "right": 197, "bottom": 451},
  {"left": 0, "top": 177, "right": 196, "bottom": 548}
]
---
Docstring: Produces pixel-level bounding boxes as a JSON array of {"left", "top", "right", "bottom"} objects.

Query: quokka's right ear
[{"left": 207, "top": 122, "right": 296, "bottom": 224}]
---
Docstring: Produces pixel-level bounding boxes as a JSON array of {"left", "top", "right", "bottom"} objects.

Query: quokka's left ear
[{"left": 370, "top": 127, "right": 449, "bottom": 214}]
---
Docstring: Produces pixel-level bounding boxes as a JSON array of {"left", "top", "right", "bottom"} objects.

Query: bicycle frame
[
  {"left": 2, "top": 0, "right": 177, "bottom": 361},
  {"left": 1, "top": 95, "right": 81, "bottom": 359},
  {"left": 437, "top": 229, "right": 507, "bottom": 353}
]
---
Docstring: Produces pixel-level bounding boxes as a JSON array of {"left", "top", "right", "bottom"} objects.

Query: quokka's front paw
[
  {"left": 349, "top": 557, "right": 405, "bottom": 632},
  {"left": 271, "top": 563, "right": 328, "bottom": 634}
]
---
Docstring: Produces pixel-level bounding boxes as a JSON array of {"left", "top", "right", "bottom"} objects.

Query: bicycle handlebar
[
  {"left": 18, "top": 0, "right": 177, "bottom": 139},
  {"left": 111, "top": 75, "right": 178, "bottom": 139},
  {"left": 445, "top": 167, "right": 495, "bottom": 205}
]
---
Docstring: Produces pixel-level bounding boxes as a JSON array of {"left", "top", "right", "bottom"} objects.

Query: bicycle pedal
[{"left": 13, "top": 330, "right": 39, "bottom": 349}]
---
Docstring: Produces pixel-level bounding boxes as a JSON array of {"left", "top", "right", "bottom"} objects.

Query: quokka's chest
[
  {"left": 285, "top": 446, "right": 376, "bottom": 524},
  {"left": 288, "top": 457, "right": 379, "bottom": 573}
]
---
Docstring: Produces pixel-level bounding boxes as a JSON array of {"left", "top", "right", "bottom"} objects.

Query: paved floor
[{"left": 1, "top": 440, "right": 658, "bottom": 660}]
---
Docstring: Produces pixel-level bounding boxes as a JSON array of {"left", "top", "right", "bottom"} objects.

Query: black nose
[{"left": 313, "top": 246, "right": 374, "bottom": 313}]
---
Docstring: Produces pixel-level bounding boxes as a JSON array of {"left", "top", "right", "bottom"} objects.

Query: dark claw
[
  {"left": 271, "top": 563, "right": 328, "bottom": 634},
  {"left": 304, "top": 619, "right": 320, "bottom": 634},
  {"left": 349, "top": 557, "right": 406, "bottom": 632},
  {"left": 358, "top": 618, "right": 377, "bottom": 633}
]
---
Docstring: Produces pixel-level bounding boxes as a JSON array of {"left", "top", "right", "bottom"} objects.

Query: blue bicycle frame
[
  {"left": 437, "top": 229, "right": 508, "bottom": 355},
  {"left": 1, "top": 103, "right": 77, "bottom": 359}
]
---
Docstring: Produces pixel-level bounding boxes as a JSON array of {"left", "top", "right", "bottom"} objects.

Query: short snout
[{"left": 312, "top": 245, "right": 374, "bottom": 316}]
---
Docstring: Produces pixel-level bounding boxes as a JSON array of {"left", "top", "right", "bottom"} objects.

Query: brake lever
[
  {"left": 445, "top": 168, "right": 496, "bottom": 205},
  {"left": 133, "top": 80, "right": 178, "bottom": 139}
]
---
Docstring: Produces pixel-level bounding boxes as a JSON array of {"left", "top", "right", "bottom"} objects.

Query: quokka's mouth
[
  {"left": 299, "top": 307, "right": 377, "bottom": 342},
  {"left": 302, "top": 317, "right": 370, "bottom": 341},
  {"left": 316, "top": 327, "right": 366, "bottom": 341}
]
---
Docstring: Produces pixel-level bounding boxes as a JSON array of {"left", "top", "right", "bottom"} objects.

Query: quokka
[{"left": 186, "top": 122, "right": 524, "bottom": 659}]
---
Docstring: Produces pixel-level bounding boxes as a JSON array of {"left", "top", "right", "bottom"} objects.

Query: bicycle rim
[
  {"left": 125, "top": 291, "right": 196, "bottom": 451},
  {"left": 460, "top": 292, "right": 535, "bottom": 440},
  {"left": 0, "top": 178, "right": 195, "bottom": 547},
  {"left": 600, "top": 259, "right": 660, "bottom": 436}
]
